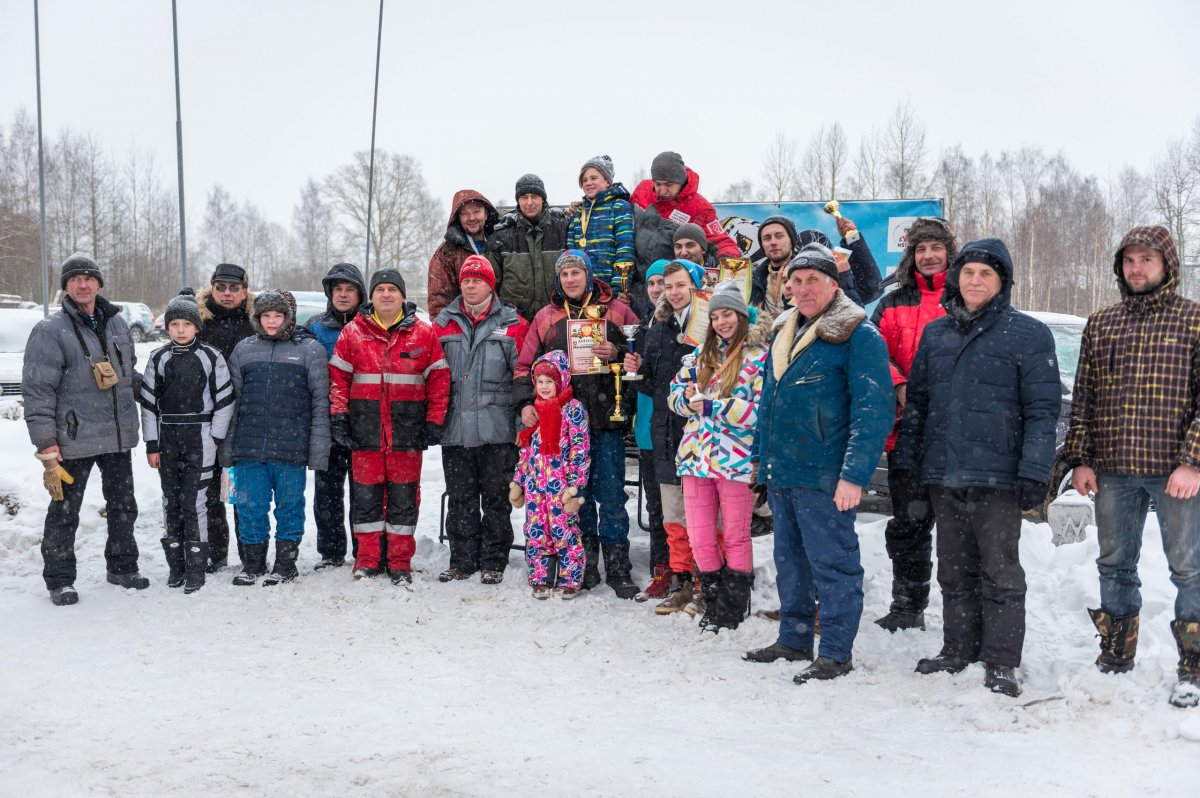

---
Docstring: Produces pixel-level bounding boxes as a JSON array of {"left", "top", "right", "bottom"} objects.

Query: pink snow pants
[{"left": 682, "top": 475, "right": 754, "bottom": 572}]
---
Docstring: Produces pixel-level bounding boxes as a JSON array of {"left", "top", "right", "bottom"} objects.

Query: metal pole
[
  {"left": 172, "top": 0, "right": 188, "bottom": 287},
  {"left": 34, "top": 0, "right": 49, "bottom": 315},
  {"left": 364, "top": 0, "right": 384, "bottom": 278}
]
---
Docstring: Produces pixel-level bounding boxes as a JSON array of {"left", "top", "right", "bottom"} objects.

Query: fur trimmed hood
[
  {"left": 895, "top": 218, "right": 957, "bottom": 291},
  {"left": 197, "top": 287, "right": 255, "bottom": 323}
]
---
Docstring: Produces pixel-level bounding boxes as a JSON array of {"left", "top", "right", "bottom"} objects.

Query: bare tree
[
  {"left": 760, "top": 132, "right": 801, "bottom": 202},
  {"left": 1152, "top": 137, "right": 1200, "bottom": 276},
  {"left": 850, "top": 127, "right": 885, "bottom": 200},
  {"left": 883, "top": 101, "right": 928, "bottom": 198},
  {"left": 292, "top": 178, "right": 337, "bottom": 282},
  {"left": 801, "top": 123, "right": 848, "bottom": 201},
  {"left": 715, "top": 179, "right": 756, "bottom": 203},
  {"left": 933, "top": 145, "right": 975, "bottom": 236}
]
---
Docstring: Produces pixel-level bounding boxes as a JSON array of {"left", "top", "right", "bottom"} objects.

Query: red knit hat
[
  {"left": 459, "top": 255, "right": 495, "bottom": 291},
  {"left": 532, "top": 358, "right": 564, "bottom": 394}
]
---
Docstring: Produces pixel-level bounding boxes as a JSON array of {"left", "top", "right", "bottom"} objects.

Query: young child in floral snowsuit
[{"left": 509, "top": 350, "right": 591, "bottom": 599}]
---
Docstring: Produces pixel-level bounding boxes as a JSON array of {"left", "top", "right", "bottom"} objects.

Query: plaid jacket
[{"left": 1063, "top": 226, "right": 1200, "bottom": 474}]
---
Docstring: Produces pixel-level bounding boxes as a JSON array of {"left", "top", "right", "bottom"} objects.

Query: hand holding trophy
[{"left": 620, "top": 324, "right": 642, "bottom": 382}]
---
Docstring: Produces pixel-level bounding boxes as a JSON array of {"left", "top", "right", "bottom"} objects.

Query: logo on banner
[{"left": 888, "top": 217, "right": 922, "bottom": 253}]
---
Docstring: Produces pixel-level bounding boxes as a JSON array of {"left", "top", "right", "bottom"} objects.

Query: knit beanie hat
[
  {"left": 370, "top": 268, "right": 407, "bottom": 297},
  {"left": 579, "top": 155, "right": 615, "bottom": 186},
  {"left": 60, "top": 252, "right": 103, "bottom": 289},
  {"left": 757, "top": 216, "right": 798, "bottom": 251},
  {"left": 164, "top": 287, "right": 203, "bottom": 329},
  {"left": 532, "top": 357, "right": 565, "bottom": 394},
  {"left": 668, "top": 258, "right": 706, "bottom": 291},
  {"left": 708, "top": 280, "right": 749, "bottom": 319},
  {"left": 251, "top": 289, "right": 296, "bottom": 339},
  {"left": 645, "top": 259, "right": 670, "bottom": 283},
  {"left": 515, "top": 173, "right": 547, "bottom": 202},
  {"left": 787, "top": 243, "right": 839, "bottom": 281},
  {"left": 651, "top": 151, "right": 687, "bottom": 185},
  {"left": 211, "top": 262, "right": 247, "bottom": 285},
  {"left": 673, "top": 223, "right": 707, "bottom": 251},
  {"left": 554, "top": 249, "right": 595, "bottom": 296},
  {"left": 459, "top": 255, "right": 496, "bottom": 291}
]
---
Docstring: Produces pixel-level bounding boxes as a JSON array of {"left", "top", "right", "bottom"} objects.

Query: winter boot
[
  {"left": 582, "top": 537, "right": 602, "bottom": 590},
  {"left": 710, "top": 567, "right": 754, "bottom": 631},
  {"left": 438, "top": 567, "right": 475, "bottom": 582},
  {"left": 983, "top": 664, "right": 1021, "bottom": 697},
  {"left": 603, "top": 542, "right": 639, "bottom": 600},
  {"left": 696, "top": 570, "right": 724, "bottom": 629},
  {"left": 915, "top": 652, "right": 972, "bottom": 675},
  {"left": 743, "top": 641, "right": 813, "bottom": 663},
  {"left": 183, "top": 541, "right": 208, "bottom": 594},
  {"left": 49, "top": 585, "right": 79, "bottom": 606},
  {"left": 874, "top": 576, "right": 928, "bottom": 632},
  {"left": 232, "top": 543, "right": 269, "bottom": 586},
  {"left": 262, "top": 540, "right": 301, "bottom": 586},
  {"left": 1169, "top": 620, "right": 1200, "bottom": 709},
  {"left": 389, "top": 568, "right": 413, "bottom": 585},
  {"left": 655, "top": 572, "right": 694, "bottom": 615},
  {"left": 1088, "top": 608, "right": 1139, "bottom": 674},
  {"left": 162, "top": 536, "right": 186, "bottom": 589},
  {"left": 683, "top": 573, "right": 708, "bottom": 619},
  {"left": 636, "top": 563, "right": 672, "bottom": 602},
  {"left": 793, "top": 656, "right": 854, "bottom": 684}
]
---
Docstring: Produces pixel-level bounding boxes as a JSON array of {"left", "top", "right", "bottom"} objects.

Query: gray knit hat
[
  {"left": 164, "top": 287, "right": 203, "bottom": 330},
  {"left": 579, "top": 155, "right": 615, "bottom": 186},
  {"left": 787, "top": 242, "right": 839, "bottom": 281},
  {"left": 60, "top": 252, "right": 103, "bottom": 289},
  {"left": 708, "top": 280, "right": 749, "bottom": 319},
  {"left": 673, "top": 223, "right": 707, "bottom": 251},
  {"left": 651, "top": 151, "right": 687, "bottom": 185},
  {"left": 515, "top": 173, "right": 547, "bottom": 202}
]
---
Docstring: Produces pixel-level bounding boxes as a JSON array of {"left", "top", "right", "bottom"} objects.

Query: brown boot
[
  {"left": 654, "top": 573, "right": 694, "bottom": 615},
  {"left": 1088, "top": 608, "right": 1139, "bottom": 674}
]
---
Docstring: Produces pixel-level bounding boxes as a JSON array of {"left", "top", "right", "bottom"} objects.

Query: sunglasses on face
[{"left": 212, "top": 282, "right": 245, "bottom": 294}]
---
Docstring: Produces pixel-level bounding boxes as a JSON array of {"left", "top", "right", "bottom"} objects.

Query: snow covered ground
[{"left": 1, "top": 380, "right": 1197, "bottom": 795}]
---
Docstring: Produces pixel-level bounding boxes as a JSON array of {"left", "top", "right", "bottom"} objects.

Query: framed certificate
[
  {"left": 681, "top": 289, "right": 712, "bottom": 347},
  {"left": 718, "top": 257, "right": 753, "bottom": 303},
  {"left": 566, "top": 318, "right": 608, "bottom": 375}
]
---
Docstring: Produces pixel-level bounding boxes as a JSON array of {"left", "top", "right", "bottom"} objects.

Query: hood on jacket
[
  {"left": 444, "top": 189, "right": 499, "bottom": 250},
  {"left": 942, "top": 237, "right": 1013, "bottom": 314},
  {"left": 676, "top": 167, "right": 702, "bottom": 201},
  {"left": 197, "top": 287, "right": 256, "bottom": 323},
  {"left": 320, "top": 261, "right": 366, "bottom": 324},
  {"left": 587, "top": 181, "right": 631, "bottom": 205},
  {"left": 895, "top": 218, "right": 958, "bottom": 290},
  {"left": 531, "top": 349, "right": 572, "bottom": 394},
  {"left": 250, "top": 289, "right": 297, "bottom": 341},
  {"left": 1113, "top": 225, "right": 1180, "bottom": 297}
]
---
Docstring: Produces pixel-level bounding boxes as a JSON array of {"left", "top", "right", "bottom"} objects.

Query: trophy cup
[
  {"left": 620, "top": 324, "right": 642, "bottom": 382},
  {"left": 613, "top": 261, "right": 633, "bottom": 296},
  {"left": 822, "top": 199, "right": 844, "bottom": 221},
  {"left": 609, "top": 360, "right": 627, "bottom": 422},
  {"left": 681, "top": 352, "right": 698, "bottom": 385}
]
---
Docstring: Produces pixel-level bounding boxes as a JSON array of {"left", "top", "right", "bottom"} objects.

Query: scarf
[{"left": 517, "top": 386, "right": 575, "bottom": 456}]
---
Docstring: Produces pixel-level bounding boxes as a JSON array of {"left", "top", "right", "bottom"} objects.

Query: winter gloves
[
  {"left": 35, "top": 449, "right": 74, "bottom": 502},
  {"left": 509, "top": 481, "right": 525, "bottom": 508},
  {"left": 330, "top": 414, "right": 354, "bottom": 450},
  {"left": 424, "top": 422, "right": 445, "bottom": 450},
  {"left": 1016, "top": 478, "right": 1048, "bottom": 512}
]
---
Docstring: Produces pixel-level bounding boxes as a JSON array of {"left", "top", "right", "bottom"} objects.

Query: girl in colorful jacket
[
  {"left": 509, "top": 350, "right": 591, "bottom": 599},
  {"left": 669, "top": 282, "right": 769, "bottom": 630},
  {"left": 567, "top": 155, "right": 635, "bottom": 296}
]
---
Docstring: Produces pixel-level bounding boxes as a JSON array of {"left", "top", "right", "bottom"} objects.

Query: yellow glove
[
  {"left": 561, "top": 486, "right": 584, "bottom": 515},
  {"left": 508, "top": 481, "right": 525, "bottom": 509},
  {"left": 36, "top": 450, "right": 74, "bottom": 502}
]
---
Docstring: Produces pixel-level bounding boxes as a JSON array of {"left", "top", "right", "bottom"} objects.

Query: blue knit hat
[
  {"left": 669, "top": 258, "right": 706, "bottom": 291},
  {"left": 555, "top": 249, "right": 595, "bottom": 297},
  {"left": 645, "top": 259, "right": 670, "bottom": 282}
]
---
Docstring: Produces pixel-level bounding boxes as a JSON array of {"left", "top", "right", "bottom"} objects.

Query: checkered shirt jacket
[{"left": 1063, "top": 226, "right": 1200, "bottom": 475}]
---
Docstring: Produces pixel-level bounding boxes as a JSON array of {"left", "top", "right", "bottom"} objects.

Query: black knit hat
[
  {"left": 757, "top": 216, "right": 798, "bottom": 250},
  {"left": 370, "top": 268, "right": 406, "bottom": 298},
  {"left": 60, "top": 252, "right": 104, "bottom": 289},
  {"left": 787, "top": 243, "right": 839, "bottom": 281},
  {"left": 164, "top": 287, "right": 203, "bottom": 330},
  {"left": 515, "top": 173, "right": 547, "bottom": 202},
  {"left": 651, "top": 151, "right": 687, "bottom": 185},
  {"left": 211, "top": 262, "right": 247, "bottom": 285}
]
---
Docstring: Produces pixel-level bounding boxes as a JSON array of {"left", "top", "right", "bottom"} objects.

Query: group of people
[{"left": 20, "top": 149, "right": 1199, "bottom": 709}]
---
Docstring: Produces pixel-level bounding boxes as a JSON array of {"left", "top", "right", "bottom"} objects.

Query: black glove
[
  {"left": 330, "top": 413, "right": 354, "bottom": 450},
  {"left": 1016, "top": 478, "right": 1048, "bottom": 512},
  {"left": 423, "top": 421, "right": 445, "bottom": 449}
]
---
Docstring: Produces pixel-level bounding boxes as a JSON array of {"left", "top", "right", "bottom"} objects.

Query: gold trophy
[
  {"left": 585, "top": 305, "right": 604, "bottom": 372},
  {"left": 609, "top": 360, "right": 626, "bottom": 422},
  {"left": 822, "top": 199, "right": 844, "bottom": 221},
  {"left": 613, "top": 261, "right": 633, "bottom": 296}
]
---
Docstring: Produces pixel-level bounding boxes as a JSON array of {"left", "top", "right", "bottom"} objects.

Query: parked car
[
  {"left": 0, "top": 308, "right": 46, "bottom": 398},
  {"left": 862, "top": 310, "right": 1087, "bottom": 523},
  {"left": 112, "top": 301, "right": 155, "bottom": 342},
  {"left": 151, "top": 312, "right": 167, "bottom": 340},
  {"left": 288, "top": 291, "right": 328, "bottom": 328}
]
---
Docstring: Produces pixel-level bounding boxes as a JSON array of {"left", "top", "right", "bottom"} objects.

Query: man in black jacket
[{"left": 489, "top": 173, "right": 569, "bottom": 322}]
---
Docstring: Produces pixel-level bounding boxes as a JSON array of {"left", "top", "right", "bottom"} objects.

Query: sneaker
[
  {"left": 389, "top": 569, "right": 413, "bottom": 585},
  {"left": 793, "top": 656, "right": 854, "bottom": 684},
  {"left": 313, "top": 558, "right": 345, "bottom": 571},
  {"left": 437, "top": 567, "right": 474, "bottom": 583},
  {"left": 531, "top": 585, "right": 551, "bottom": 600},
  {"left": 480, "top": 570, "right": 504, "bottom": 585},
  {"left": 556, "top": 586, "right": 581, "bottom": 600},
  {"left": 915, "top": 653, "right": 972, "bottom": 675},
  {"left": 983, "top": 664, "right": 1021, "bottom": 697},
  {"left": 635, "top": 565, "right": 672, "bottom": 602},
  {"left": 743, "top": 642, "right": 814, "bottom": 663},
  {"left": 353, "top": 566, "right": 385, "bottom": 580},
  {"left": 654, "top": 582, "right": 694, "bottom": 615},
  {"left": 49, "top": 585, "right": 79, "bottom": 606},
  {"left": 106, "top": 571, "right": 150, "bottom": 590}
]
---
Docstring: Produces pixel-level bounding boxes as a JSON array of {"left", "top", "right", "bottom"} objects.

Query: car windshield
[{"left": 1048, "top": 323, "right": 1084, "bottom": 388}]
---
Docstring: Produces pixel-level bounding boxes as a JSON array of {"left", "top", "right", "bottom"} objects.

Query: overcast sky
[{"left": 2, "top": 0, "right": 1198, "bottom": 228}]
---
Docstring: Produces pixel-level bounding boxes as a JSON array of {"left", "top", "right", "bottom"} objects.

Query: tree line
[{"left": 2, "top": 102, "right": 1197, "bottom": 317}]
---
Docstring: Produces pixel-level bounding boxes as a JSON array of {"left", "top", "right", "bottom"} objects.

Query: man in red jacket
[
  {"left": 631, "top": 152, "right": 740, "bottom": 259},
  {"left": 870, "top": 218, "right": 956, "bottom": 631},
  {"left": 329, "top": 269, "right": 450, "bottom": 584}
]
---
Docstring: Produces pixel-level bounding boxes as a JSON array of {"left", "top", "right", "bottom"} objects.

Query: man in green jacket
[{"left": 488, "top": 174, "right": 568, "bottom": 322}]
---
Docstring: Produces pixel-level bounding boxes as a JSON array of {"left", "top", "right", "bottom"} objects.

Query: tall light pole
[
  {"left": 171, "top": 0, "right": 188, "bottom": 287},
  {"left": 34, "top": 0, "right": 49, "bottom": 314},
  {"left": 364, "top": 0, "right": 384, "bottom": 278}
]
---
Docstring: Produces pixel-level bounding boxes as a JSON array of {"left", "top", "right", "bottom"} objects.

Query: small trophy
[
  {"left": 613, "top": 261, "right": 633, "bottom": 295},
  {"left": 822, "top": 199, "right": 844, "bottom": 221},
  {"left": 681, "top": 352, "right": 698, "bottom": 385},
  {"left": 620, "top": 324, "right": 642, "bottom": 382}
]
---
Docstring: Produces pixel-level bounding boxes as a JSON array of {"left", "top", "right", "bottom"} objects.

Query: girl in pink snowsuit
[{"left": 512, "top": 350, "right": 591, "bottom": 598}]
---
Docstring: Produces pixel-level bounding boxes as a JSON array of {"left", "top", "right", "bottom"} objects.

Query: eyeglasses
[{"left": 212, "top": 282, "right": 245, "bottom": 294}]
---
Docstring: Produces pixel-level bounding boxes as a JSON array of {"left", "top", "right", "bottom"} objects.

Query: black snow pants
[
  {"left": 441, "top": 443, "right": 518, "bottom": 573},
  {"left": 314, "top": 441, "right": 354, "bottom": 560},
  {"left": 158, "top": 425, "right": 215, "bottom": 544},
  {"left": 639, "top": 448, "right": 668, "bottom": 567}
]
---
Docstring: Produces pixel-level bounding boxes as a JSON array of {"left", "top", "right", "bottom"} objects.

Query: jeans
[
  {"left": 577, "top": 430, "right": 630, "bottom": 546},
  {"left": 768, "top": 486, "right": 863, "bottom": 663},
  {"left": 1095, "top": 472, "right": 1200, "bottom": 622},
  {"left": 235, "top": 461, "right": 308, "bottom": 545}
]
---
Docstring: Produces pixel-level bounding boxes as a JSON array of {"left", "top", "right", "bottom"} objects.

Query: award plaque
[{"left": 718, "top": 258, "right": 753, "bottom": 303}]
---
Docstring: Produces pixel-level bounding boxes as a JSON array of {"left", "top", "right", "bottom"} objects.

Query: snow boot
[
  {"left": 107, "top": 571, "right": 150, "bottom": 590},
  {"left": 683, "top": 573, "right": 707, "bottom": 619},
  {"left": 480, "top": 570, "right": 504, "bottom": 585},
  {"left": 183, "top": 541, "right": 208, "bottom": 594},
  {"left": 635, "top": 563, "right": 671, "bottom": 602},
  {"left": 1169, "top": 619, "right": 1200, "bottom": 709},
  {"left": 915, "top": 652, "right": 972, "bottom": 675},
  {"left": 582, "top": 537, "right": 602, "bottom": 590},
  {"left": 313, "top": 557, "right": 345, "bottom": 571},
  {"left": 708, "top": 567, "right": 753, "bottom": 631},
  {"left": 1088, "top": 608, "right": 1139, "bottom": 674},
  {"left": 262, "top": 540, "right": 300, "bottom": 586},
  {"left": 603, "top": 542, "right": 638, "bottom": 600},
  {"left": 696, "top": 570, "right": 724, "bottom": 629},
  {"left": 793, "top": 656, "right": 854, "bottom": 684},
  {"left": 438, "top": 567, "right": 474, "bottom": 583},
  {"left": 743, "top": 641, "right": 813, "bottom": 663},
  {"left": 655, "top": 572, "right": 694, "bottom": 615},
  {"left": 874, "top": 576, "right": 928, "bottom": 632},
  {"left": 389, "top": 569, "right": 413, "bottom": 585},
  {"left": 983, "top": 664, "right": 1021, "bottom": 697},
  {"left": 49, "top": 585, "right": 79, "bottom": 606},
  {"left": 162, "top": 536, "right": 186, "bottom": 589},
  {"left": 232, "top": 543, "right": 268, "bottom": 586}
]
